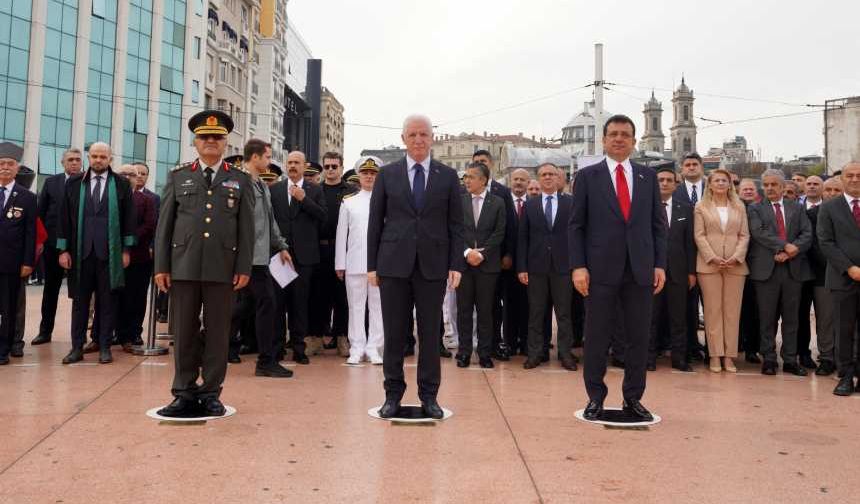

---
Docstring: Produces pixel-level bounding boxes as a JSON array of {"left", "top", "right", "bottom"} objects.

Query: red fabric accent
[
  {"left": 615, "top": 164, "right": 631, "bottom": 222},
  {"left": 34, "top": 217, "right": 47, "bottom": 262},
  {"left": 516, "top": 198, "right": 523, "bottom": 219},
  {"left": 852, "top": 200, "right": 860, "bottom": 228},
  {"left": 774, "top": 203, "right": 787, "bottom": 240}
]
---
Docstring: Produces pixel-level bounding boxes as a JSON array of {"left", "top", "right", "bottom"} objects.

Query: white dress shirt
[
  {"left": 287, "top": 176, "right": 304, "bottom": 205},
  {"left": 605, "top": 156, "right": 633, "bottom": 200},
  {"left": 844, "top": 193, "right": 860, "bottom": 210},
  {"left": 406, "top": 154, "right": 430, "bottom": 190},
  {"left": 770, "top": 198, "right": 786, "bottom": 225},
  {"left": 685, "top": 179, "right": 704, "bottom": 202},
  {"left": 335, "top": 189, "right": 372, "bottom": 274},
  {"left": 89, "top": 172, "right": 107, "bottom": 201},
  {"left": 542, "top": 191, "right": 558, "bottom": 225},
  {"left": 465, "top": 188, "right": 489, "bottom": 258},
  {"left": 0, "top": 180, "right": 15, "bottom": 209},
  {"left": 662, "top": 196, "right": 672, "bottom": 227},
  {"left": 805, "top": 198, "right": 822, "bottom": 210}
]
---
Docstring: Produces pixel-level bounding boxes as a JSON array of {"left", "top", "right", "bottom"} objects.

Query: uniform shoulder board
[{"left": 172, "top": 162, "right": 193, "bottom": 172}]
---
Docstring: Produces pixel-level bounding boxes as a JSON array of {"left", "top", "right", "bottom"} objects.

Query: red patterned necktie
[
  {"left": 774, "top": 203, "right": 787, "bottom": 240},
  {"left": 516, "top": 197, "right": 523, "bottom": 219},
  {"left": 852, "top": 199, "right": 860, "bottom": 228},
  {"left": 615, "top": 164, "right": 631, "bottom": 221}
]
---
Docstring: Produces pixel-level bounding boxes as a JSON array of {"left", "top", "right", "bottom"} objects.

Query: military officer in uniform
[
  {"left": 0, "top": 142, "right": 37, "bottom": 365},
  {"left": 304, "top": 162, "right": 322, "bottom": 185},
  {"left": 335, "top": 156, "right": 384, "bottom": 365},
  {"left": 154, "top": 110, "right": 254, "bottom": 418}
]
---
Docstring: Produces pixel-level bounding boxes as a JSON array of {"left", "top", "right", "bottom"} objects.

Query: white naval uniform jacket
[{"left": 335, "top": 189, "right": 371, "bottom": 274}]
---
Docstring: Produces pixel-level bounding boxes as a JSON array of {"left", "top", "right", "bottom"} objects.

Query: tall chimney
[{"left": 594, "top": 43, "right": 605, "bottom": 156}]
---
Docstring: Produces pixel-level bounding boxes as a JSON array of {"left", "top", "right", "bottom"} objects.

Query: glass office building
[{"left": 0, "top": 0, "right": 207, "bottom": 192}]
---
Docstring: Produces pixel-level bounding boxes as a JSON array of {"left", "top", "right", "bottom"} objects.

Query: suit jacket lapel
[
  {"left": 420, "top": 162, "right": 440, "bottom": 216},
  {"left": 597, "top": 161, "right": 624, "bottom": 221},
  {"left": 463, "top": 193, "right": 476, "bottom": 228},
  {"left": 835, "top": 198, "right": 860, "bottom": 236},
  {"left": 631, "top": 165, "right": 647, "bottom": 220}
]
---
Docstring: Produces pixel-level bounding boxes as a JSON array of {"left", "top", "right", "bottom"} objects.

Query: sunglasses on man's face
[{"left": 323, "top": 164, "right": 340, "bottom": 170}]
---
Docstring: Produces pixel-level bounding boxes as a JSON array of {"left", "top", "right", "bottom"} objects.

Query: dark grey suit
[
  {"left": 36, "top": 173, "right": 68, "bottom": 339},
  {"left": 747, "top": 199, "right": 813, "bottom": 365},
  {"left": 367, "top": 157, "right": 465, "bottom": 402},
  {"left": 457, "top": 191, "right": 505, "bottom": 359},
  {"left": 817, "top": 196, "right": 860, "bottom": 376}
]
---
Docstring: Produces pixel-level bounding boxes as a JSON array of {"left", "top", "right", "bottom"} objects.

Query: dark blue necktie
[
  {"left": 691, "top": 184, "right": 698, "bottom": 205},
  {"left": 412, "top": 164, "right": 425, "bottom": 210},
  {"left": 544, "top": 195, "right": 553, "bottom": 228},
  {"left": 0, "top": 186, "right": 6, "bottom": 211}
]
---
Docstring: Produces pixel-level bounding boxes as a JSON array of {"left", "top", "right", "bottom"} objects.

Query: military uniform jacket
[
  {"left": 0, "top": 183, "right": 37, "bottom": 274},
  {"left": 334, "top": 189, "right": 371, "bottom": 275},
  {"left": 154, "top": 159, "right": 254, "bottom": 283}
]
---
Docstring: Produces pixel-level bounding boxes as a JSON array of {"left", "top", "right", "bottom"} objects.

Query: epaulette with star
[{"left": 172, "top": 161, "right": 194, "bottom": 172}]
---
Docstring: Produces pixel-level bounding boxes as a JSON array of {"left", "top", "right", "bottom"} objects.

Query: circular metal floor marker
[
  {"left": 367, "top": 404, "right": 453, "bottom": 423},
  {"left": 146, "top": 405, "right": 237, "bottom": 422},
  {"left": 574, "top": 407, "right": 662, "bottom": 427}
]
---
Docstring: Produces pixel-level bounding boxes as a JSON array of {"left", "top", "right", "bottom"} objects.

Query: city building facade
[
  {"left": 2, "top": 0, "right": 208, "bottom": 192},
  {"left": 431, "top": 132, "right": 554, "bottom": 175},
  {"left": 825, "top": 96, "right": 860, "bottom": 175},
  {"left": 319, "top": 86, "right": 344, "bottom": 159},
  {"left": 639, "top": 91, "right": 665, "bottom": 154},
  {"left": 670, "top": 77, "right": 697, "bottom": 160},
  {"left": 561, "top": 101, "right": 609, "bottom": 157}
]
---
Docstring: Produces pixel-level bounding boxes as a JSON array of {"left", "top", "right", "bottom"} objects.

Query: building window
[
  {"left": 683, "top": 137, "right": 691, "bottom": 154},
  {"left": 652, "top": 117, "right": 657, "bottom": 131},
  {"left": 191, "top": 80, "right": 199, "bottom": 104},
  {"left": 194, "top": 0, "right": 204, "bottom": 16},
  {"left": 85, "top": 0, "right": 118, "bottom": 149},
  {"left": 219, "top": 61, "right": 227, "bottom": 81},
  {"left": 193, "top": 36, "right": 200, "bottom": 59},
  {"left": 683, "top": 105, "right": 689, "bottom": 121},
  {"left": 92, "top": 0, "right": 107, "bottom": 18},
  {"left": 204, "top": 94, "right": 212, "bottom": 109},
  {"left": 217, "top": 99, "right": 227, "bottom": 112}
]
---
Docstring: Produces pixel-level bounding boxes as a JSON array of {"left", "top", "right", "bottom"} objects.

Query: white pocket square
[{"left": 676, "top": 217, "right": 687, "bottom": 221}]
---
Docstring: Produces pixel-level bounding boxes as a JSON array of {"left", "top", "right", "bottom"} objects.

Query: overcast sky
[{"left": 289, "top": 0, "right": 859, "bottom": 166}]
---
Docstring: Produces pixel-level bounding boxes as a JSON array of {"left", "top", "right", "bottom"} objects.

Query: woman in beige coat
[{"left": 694, "top": 169, "right": 750, "bottom": 373}]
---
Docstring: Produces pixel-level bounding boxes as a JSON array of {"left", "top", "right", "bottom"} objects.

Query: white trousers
[{"left": 345, "top": 274, "right": 384, "bottom": 357}]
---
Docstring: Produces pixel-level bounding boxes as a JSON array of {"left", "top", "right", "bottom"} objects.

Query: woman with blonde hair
[{"left": 694, "top": 169, "right": 750, "bottom": 373}]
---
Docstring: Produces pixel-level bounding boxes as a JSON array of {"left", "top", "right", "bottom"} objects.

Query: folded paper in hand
[{"left": 269, "top": 254, "right": 298, "bottom": 288}]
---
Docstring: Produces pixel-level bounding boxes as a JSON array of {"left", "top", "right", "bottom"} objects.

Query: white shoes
[
  {"left": 366, "top": 351, "right": 383, "bottom": 365},
  {"left": 346, "top": 354, "right": 361, "bottom": 365}
]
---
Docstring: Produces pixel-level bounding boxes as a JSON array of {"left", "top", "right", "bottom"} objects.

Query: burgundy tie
[
  {"left": 516, "top": 198, "right": 523, "bottom": 219},
  {"left": 852, "top": 200, "right": 860, "bottom": 228},
  {"left": 615, "top": 164, "right": 631, "bottom": 222},
  {"left": 774, "top": 203, "right": 787, "bottom": 240}
]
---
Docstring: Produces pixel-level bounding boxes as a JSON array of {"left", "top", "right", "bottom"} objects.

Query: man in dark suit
[
  {"left": 747, "top": 169, "right": 813, "bottom": 376},
  {"left": 798, "top": 175, "right": 836, "bottom": 375},
  {"left": 517, "top": 163, "right": 577, "bottom": 371},
  {"left": 569, "top": 115, "right": 667, "bottom": 421},
  {"left": 367, "top": 114, "right": 465, "bottom": 419},
  {"left": 673, "top": 152, "right": 707, "bottom": 362},
  {"left": 33, "top": 148, "right": 82, "bottom": 345},
  {"left": 502, "top": 169, "right": 532, "bottom": 356},
  {"left": 57, "top": 142, "right": 137, "bottom": 365},
  {"left": 738, "top": 178, "right": 762, "bottom": 363},
  {"left": 472, "top": 150, "right": 515, "bottom": 361},
  {"left": 817, "top": 162, "right": 860, "bottom": 395},
  {"left": 649, "top": 166, "right": 696, "bottom": 371},
  {"left": 0, "top": 143, "right": 37, "bottom": 365},
  {"left": 270, "top": 150, "right": 327, "bottom": 364},
  {"left": 456, "top": 162, "right": 506, "bottom": 369}
]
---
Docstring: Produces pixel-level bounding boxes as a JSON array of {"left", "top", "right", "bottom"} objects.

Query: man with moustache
[
  {"left": 154, "top": 110, "right": 254, "bottom": 417},
  {"left": 57, "top": 142, "right": 137, "bottom": 365},
  {"left": 270, "top": 150, "right": 327, "bottom": 364},
  {"left": 33, "top": 148, "right": 83, "bottom": 346},
  {"left": 0, "top": 142, "right": 36, "bottom": 365}
]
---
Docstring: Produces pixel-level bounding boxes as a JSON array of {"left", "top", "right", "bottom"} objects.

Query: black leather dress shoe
[
  {"left": 523, "top": 358, "right": 541, "bottom": 369},
  {"left": 378, "top": 399, "right": 401, "bottom": 418},
  {"left": 239, "top": 344, "right": 256, "bottom": 355},
  {"left": 833, "top": 376, "right": 855, "bottom": 396},
  {"left": 201, "top": 397, "right": 226, "bottom": 417},
  {"left": 560, "top": 356, "right": 578, "bottom": 371},
  {"left": 157, "top": 397, "right": 202, "bottom": 418},
  {"left": 672, "top": 362, "right": 694, "bottom": 372},
  {"left": 783, "top": 363, "right": 808, "bottom": 376},
  {"left": 455, "top": 354, "right": 470, "bottom": 368},
  {"left": 228, "top": 353, "right": 241, "bottom": 364},
  {"left": 492, "top": 349, "right": 510, "bottom": 362},
  {"left": 646, "top": 361, "right": 657, "bottom": 372},
  {"left": 622, "top": 400, "right": 654, "bottom": 421},
  {"left": 745, "top": 352, "right": 761, "bottom": 364},
  {"left": 98, "top": 347, "right": 113, "bottom": 364},
  {"left": 255, "top": 362, "right": 294, "bottom": 378},
  {"left": 799, "top": 355, "right": 818, "bottom": 370},
  {"left": 322, "top": 338, "right": 338, "bottom": 350},
  {"left": 540, "top": 351, "right": 550, "bottom": 363},
  {"left": 62, "top": 348, "right": 84, "bottom": 364},
  {"left": 293, "top": 352, "right": 310, "bottom": 365},
  {"left": 761, "top": 361, "right": 778, "bottom": 375},
  {"left": 83, "top": 341, "right": 99, "bottom": 354},
  {"left": 31, "top": 334, "right": 52, "bottom": 345},
  {"left": 479, "top": 357, "right": 494, "bottom": 369},
  {"left": 815, "top": 360, "right": 836, "bottom": 376},
  {"left": 421, "top": 399, "right": 444, "bottom": 419},
  {"left": 439, "top": 346, "right": 453, "bottom": 358},
  {"left": 610, "top": 357, "right": 625, "bottom": 369},
  {"left": 10, "top": 347, "right": 23, "bottom": 358},
  {"left": 0, "top": 355, "right": 9, "bottom": 365},
  {"left": 583, "top": 400, "right": 603, "bottom": 421}
]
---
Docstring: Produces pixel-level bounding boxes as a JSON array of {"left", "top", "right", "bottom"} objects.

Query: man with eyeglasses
[
  {"left": 308, "top": 152, "right": 352, "bottom": 357},
  {"left": 153, "top": 110, "right": 254, "bottom": 417}
]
